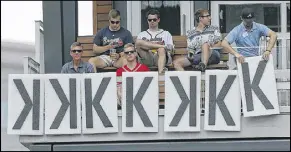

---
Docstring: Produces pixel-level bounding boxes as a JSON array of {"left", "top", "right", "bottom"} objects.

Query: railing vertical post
[
  {"left": 35, "top": 20, "right": 45, "bottom": 73},
  {"left": 23, "top": 57, "right": 29, "bottom": 74},
  {"left": 35, "top": 21, "right": 41, "bottom": 63},
  {"left": 281, "top": 38, "right": 287, "bottom": 70}
]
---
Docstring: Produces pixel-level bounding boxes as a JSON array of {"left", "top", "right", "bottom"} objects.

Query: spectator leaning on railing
[
  {"left": 221, "top": 7, "right": 277, "bottom": 65},
  {"left": 88, "top": 9, "right": 134, "bottom": 72},
  {"left": 173, "top": 8, "right": 222, "bottom": 72},
  {"left": 61, "top": 42, "right": 94, "bottom": 73},
  {"left": 116, "top": 43, "right": 150, "bottom": 107}
]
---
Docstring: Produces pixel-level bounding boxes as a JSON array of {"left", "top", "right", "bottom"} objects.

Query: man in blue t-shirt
[
  {"left": 221, "top": 7, "right": 277, "bottom": 64},
  {"left": 88, "top": 9, "right": 134, "bottom": 72}
]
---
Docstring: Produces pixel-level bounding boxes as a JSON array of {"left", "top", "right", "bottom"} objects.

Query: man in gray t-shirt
[
  {"left": 88, "top": 9, "right": 133, "bottom": 72},
  {"left": 61, "top": 42, "right": 94, "bottom": 73}
]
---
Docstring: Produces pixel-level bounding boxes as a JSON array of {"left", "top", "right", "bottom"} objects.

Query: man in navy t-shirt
[{"left": 88, "top": 9, "right": 134, "bottom": 72}]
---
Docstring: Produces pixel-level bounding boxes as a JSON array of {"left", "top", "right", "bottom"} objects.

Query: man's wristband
[{"left": 265, "top": 50, "right": 271, "bottom": 52}]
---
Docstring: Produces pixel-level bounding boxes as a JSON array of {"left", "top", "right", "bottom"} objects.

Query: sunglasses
[
  {"left": 201, "top": 14, "right": 211, "bottom": 18},
  {"left": 147, "top": 18, "right": 158, "bottom": 22},
  {"left": 71, "top": 50, "right": 83, "bottom": 53},
  {"left": 124, "top": 50, "right": 136, "bottom": 55},
  {"left": 110, "top": 20, "right": 120, "bottom": 24},
  {"left": 242, "top": 17, "right": 254, "bottom": 20}
]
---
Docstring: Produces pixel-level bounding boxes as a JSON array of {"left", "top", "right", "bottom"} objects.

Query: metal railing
[
  {"left": 275, "top": 69, "right": 290, "bottom": 113},
  {"left": 34, "top": 20, "right": 44, "bottom": 73},
  {"left": 259, "top": 35, "right": 290, "bottom": 71},
  {"left": 23, "top": 20, "right": 44, "bottom": 74},
  {"left": 23, "top": 56, "right": 40, "bottom": 74},
  {"left": 229, "top": 35, "right": 290, "bottom": 72}
]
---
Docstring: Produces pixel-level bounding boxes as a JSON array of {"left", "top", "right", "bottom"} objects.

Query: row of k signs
[{"left": 7, "top": 55, "right": 280, "bottom": 135}]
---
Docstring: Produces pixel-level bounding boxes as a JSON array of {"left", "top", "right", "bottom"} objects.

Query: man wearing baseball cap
[{"left": 221, "top": 7, "right": 277, "bottom": 65}]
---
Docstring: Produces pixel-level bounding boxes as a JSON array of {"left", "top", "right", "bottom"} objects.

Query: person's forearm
[
  {"left": 93, "top": 45, "right": 110, "bottom": 54},
  {"left": 266, "top": 34, "right": 277, "bottom": 52},
  {"left": 221, "top": 40, "right": 241, "bottom": 57},
  {"left": 136, "top": 40, "right": 164, "bottom": 50}
]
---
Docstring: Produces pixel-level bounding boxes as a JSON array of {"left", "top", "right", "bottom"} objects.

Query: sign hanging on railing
[
  {"left": 7, "top": 56, "right": 281, "bottom": 135},
  {"left": 122, "top": 72, "right": 159, "bottom": 132},
  {"left": 237, "top": 55, "right": 280, "bottom": 117},
  {"left": 204, "top": 70, "right": 241, "bottom": 131},
  {"left": 164, "top": 71, "right": 201, "bottom": 132}
]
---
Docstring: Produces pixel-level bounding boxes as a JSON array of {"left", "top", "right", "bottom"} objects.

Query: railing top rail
[
  {"left": 232, "top": 46, "right": 289, "bottom": 49},
  {"left": 154, "top": 70, "right": 290, "bottom": 81},
  {"left": 34, "top": 20, "right": 43, "bottom": 27}
]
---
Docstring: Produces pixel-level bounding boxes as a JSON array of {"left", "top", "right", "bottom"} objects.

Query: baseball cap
[{"left": 241, "top": 7, "right": 255, "bottom": 19}]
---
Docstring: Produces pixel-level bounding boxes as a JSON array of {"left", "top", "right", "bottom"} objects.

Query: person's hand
[
  {"left": 164, "top": 44, "right": 174, "bottom": 51},
  {"left": 110, "top": 53, "right": 120, "bottom": 61},
  {"left": 187, "top": 49, "right": 195, "bottom": 60},
  {"left": 164, "top": 44, "right": 175, "bottom": 55},
  {"left": 262, "top": 50, "right": 271, "bottom": 61},
  {"left": 106, "top": 44, "right": 115, "bottom": 50},
  {"left": 107, "top": 42, "right": 118, "bottom": 49},
  {"left": 119, "top": 52, "right": 125, "bottom": 57},
  {"left": 117, "top": 40, "right": 123, "bottom": 47},
  {"left": 235, "top": 53, "right": 245, "bottom": 63},
  {"left": 155, "top": 41, "right": 164, "bottom": 45}
]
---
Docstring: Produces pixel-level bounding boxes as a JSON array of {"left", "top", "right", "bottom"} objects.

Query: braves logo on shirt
[
  {"left": 102, "top": 37, "right": 124, "bottom": 47},
  {"left": 142, "top": 37, "right": 163, "bottom": 43},
  {"left": 140, "top": 30, "right": 166, "bottom": 45}
]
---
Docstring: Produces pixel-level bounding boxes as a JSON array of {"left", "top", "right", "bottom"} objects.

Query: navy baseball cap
[{"left": 241, "top": 7, "right": 255, "bottom": 19}]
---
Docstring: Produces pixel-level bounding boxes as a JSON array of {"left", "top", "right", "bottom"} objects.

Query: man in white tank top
[{"left": 135, "top": 9, "right": 174, "bottom": 74}]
